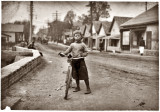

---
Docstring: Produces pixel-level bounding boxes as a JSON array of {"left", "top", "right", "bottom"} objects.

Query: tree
[
  {"left": 47, "top": 20, "right": 71, "bottom": 43},
  {"left": 78, "top": 2, "right": 111, "bottom": 24},
  {"left": 64, "top": 10, "right": 76, "bottom": 28},
  {"left": 78, "top": 14, "right": 91, "bottom": 25}
]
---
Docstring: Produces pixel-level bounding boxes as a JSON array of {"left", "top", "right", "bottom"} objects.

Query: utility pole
[
  {"left": 52, "top": 11, "right": 61, "bottom": 43},
  {"left": 90, "top": 1, "right": 93, "bottom": 50},
  {"left": 52, "top": 11, "right": 60, "bottom": 21},
  {"left": 145, "top": 2, "right": 147, "bottom": 11},
  {"left": 29, "top": 1, "right": 33, "bottom": 43}
]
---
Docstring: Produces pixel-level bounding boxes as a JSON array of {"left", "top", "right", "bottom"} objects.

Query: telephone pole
[
  {"left": 52, "top": 11, "right": 61, "bottom": 21},
  {"left": 145, "top": 2, "right": 147, "bottom": 11},
  {"left": 90, "top": 1, "right": 93, "bottom": 50},
  {"left": 52, "top": 11, "right": 61, "bottom": 43},
  {"left": 29, "top": 1, "right": 33, "bottom": 43}
]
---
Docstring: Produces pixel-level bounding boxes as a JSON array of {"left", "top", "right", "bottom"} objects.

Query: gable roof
[
  {"left": 121, "top": 5, "right": 158, "bottom": 27},
  {"left": 92, "top": 21, "right": 102, "bottom": 34},
  {"left": 109, "top": 16, "right": 132, "bottom": 32},
  {"left": 101, "top": 21, "right": 111, "bottom": 35},
  {"left": 2, "top": 23, "right": 24, "bottom": 32},
  {"left": 86, "top": 24, "right": 91, "bottom": 33}
]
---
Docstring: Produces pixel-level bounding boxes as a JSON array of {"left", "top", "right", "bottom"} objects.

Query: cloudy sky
[{"left": 2, "top": 1, "right": 158, "bottom": 33}]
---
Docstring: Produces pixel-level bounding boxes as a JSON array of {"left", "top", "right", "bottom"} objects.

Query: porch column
[
  {"left": 120, "top": 30, "right": 123, "bottom": 51},
  {"left": 104, "top": 39, "right": 107, "bottom": 51}
]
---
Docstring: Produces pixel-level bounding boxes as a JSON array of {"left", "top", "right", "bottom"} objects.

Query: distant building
[
  {"left": 2, "top": 23, "right": 24, "bottom": 43},
  {"left": 120, "top": 5, "right": 158, "bottom": 56}
]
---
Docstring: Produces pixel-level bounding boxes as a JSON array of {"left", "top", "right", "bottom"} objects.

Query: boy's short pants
[{"left": 71, "top": 58, "right": 88, "bottom": 80}]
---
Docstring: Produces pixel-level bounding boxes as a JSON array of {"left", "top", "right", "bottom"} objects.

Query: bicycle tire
[{"left": 64, "top": 66, "right": 72, "bottom": 100}]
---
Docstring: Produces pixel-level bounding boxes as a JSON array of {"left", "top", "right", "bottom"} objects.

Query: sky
[{"left": 2, "top": 1, "right": 158, "bottom": 34}]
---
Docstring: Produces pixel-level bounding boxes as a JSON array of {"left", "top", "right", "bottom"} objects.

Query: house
[
  {"left": 98, "top": 21, "right": 111, "bottom": 51},
  {"left": 83, "top": 24, "right": 91, "bottom": 47},
  {"left": 1, "top": 33, "right": 11, "bottom": 50},
  {"left": 2, "top": 23, "right": 24, "bottom": 43},
  {"left": 106, "top": 16, "right": 132, "bottom": 52},
  {"left": 91, "top": 21, "right": 102, "bottom": 49},
  {"left": 120, "top": 5, "right": 158, "bottom": 56}
]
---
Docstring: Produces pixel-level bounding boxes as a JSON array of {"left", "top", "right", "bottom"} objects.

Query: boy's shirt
[{"left": 64, "top": 42, "right": 88, "bottom": 58}]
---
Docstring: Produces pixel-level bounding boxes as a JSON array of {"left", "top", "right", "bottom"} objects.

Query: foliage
[
  {"left": 64, "top": 10, "right": 76, "bottom": 26},
  {"left": 79, "top": 2, "right": 111, "bottom": 24},
  {"left": 78, "top": 14, "right": 91, "bottom": 25}
]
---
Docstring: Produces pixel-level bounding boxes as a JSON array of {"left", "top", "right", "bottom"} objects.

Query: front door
[{"left": 146, "top": 31, "right": 152, "bottom": 49}]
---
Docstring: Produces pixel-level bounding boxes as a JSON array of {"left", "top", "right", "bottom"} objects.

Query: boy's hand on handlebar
[{"left": 58, "top": 52, "right": 65, "bottom": 57}]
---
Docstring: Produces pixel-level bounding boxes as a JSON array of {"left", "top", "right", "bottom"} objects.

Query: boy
[{"left": 61, "top": 31, "right": 91, "bottom": 94}]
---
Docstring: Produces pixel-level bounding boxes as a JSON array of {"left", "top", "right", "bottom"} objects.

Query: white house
[
  {"left": 107, "top": 16, "right": 132, "bottom": 52},
  {"left": 91, "top": 21, "right": 101, "bottom": 50},
  {"left": 83, "top": 24, "right": 91, "bottom": 47},
  {"left": 98, "top": 21, "right": 111, "bottom": 51}
]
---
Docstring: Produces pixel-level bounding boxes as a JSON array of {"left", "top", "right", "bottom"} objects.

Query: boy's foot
[
  {"left": 73, "top": 87, "right": 80, "bottom": 92},
  {"left": 84, "top": 89, "right": 91, "bottom": 94}
]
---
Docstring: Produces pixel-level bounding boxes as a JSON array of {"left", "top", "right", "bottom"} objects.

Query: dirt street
[{"left": 3, "top": 42, "right": 159, "bottom": 110}]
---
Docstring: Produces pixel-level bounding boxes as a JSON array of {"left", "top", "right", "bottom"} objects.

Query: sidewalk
[{"left": 48, "top": 42, "right": 158, "bottom": 61}]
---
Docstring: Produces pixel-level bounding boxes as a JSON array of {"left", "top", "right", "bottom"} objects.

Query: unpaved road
[{"left": 3, "top": 42, "right": 159, "bottom": 110}]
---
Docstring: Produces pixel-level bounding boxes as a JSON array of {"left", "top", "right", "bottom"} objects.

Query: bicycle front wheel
[{"left": 64, "top": 66, "right": 72, "bottom": 100}]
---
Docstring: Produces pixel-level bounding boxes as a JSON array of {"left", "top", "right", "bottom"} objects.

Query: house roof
[
  {"left": 121, "top": 5, "right": 158, "bottom": 27},
  {"left": 92, "top": 21, "right": 102, "bottom": 34},
  {"left": 2, "top": 23, "right": 24, "bottom": 32},
  {"left": 1, "top": 33, "right": 11, "bottom": 38},
  {"left": 86, "top": 24, "right": 91, "bottom": 33},
  {"left": 101, "top": 21, "right": 111, "bottom": 35},
  {"left": 102, "top": 34, "right": 120, "bottom": 39},
  {"left": 109, "top": 16, "right": 132, "bottom": 32}
]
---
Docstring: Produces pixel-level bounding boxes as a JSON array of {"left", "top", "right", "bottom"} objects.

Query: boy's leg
[
  {"left": 73, "top": 79, "right": 80, "bottom": 92},
  {"left": 84, "top": 79, "right": 91, "bottom": 94}
]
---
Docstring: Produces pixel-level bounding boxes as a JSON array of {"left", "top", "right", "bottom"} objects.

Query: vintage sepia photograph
[{"left": 1, "top": 1, "right": 159, "bottom": 110}]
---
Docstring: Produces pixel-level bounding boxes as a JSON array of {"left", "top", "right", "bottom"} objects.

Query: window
[
  {"left": 123, "top": 31, "right": 130, "bottom": 45},
  {"left": 110, "top": 39, "right": 119, "bottom": 47}
]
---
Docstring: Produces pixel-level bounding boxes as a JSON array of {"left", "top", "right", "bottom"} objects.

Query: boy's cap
[{"left": 73, "top": 30, "right": 81, "bottom": 35}]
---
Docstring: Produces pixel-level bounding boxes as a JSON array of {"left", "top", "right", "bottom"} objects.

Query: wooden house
[
  {"left": 2, "top": 23, "right": 24, "bottom": 43},
  {"left": 106, "top": 16, "right": 132, "bottom": 52},
  {"left": 120, "top": 5, "right": 158, "bottom": 56}
]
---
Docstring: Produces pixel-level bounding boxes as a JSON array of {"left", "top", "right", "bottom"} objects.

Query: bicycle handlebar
[{"left": 58, "top": 52, "right": 84, "bottom": 59}]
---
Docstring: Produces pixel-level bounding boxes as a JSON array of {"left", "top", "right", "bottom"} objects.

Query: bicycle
[
  {"left": 58, "top": 52, "right": 84, "bottom": 100},
  {"left": 58, "top": 52, "right": 73, "bottom": 100}
]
